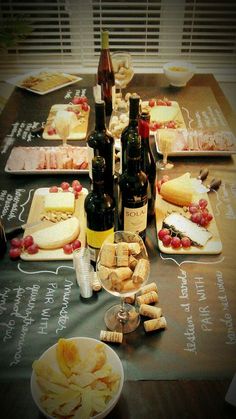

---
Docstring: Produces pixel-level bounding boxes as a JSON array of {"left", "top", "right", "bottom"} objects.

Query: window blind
[{"left": 0, "top": 0, "right": 235, "bottom": 81}]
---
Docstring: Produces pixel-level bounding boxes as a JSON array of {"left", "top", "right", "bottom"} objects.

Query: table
[{"left": 0, "top": 74, "right": 236, "bottom": 418}]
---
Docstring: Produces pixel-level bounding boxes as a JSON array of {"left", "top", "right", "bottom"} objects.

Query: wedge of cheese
[
  {"left": 32, "top": 216, "right": 80, "bottom": 249},
  {"left": 160, "top": 172, "right": 194, "bottom": 206},
  {"left": 150, "top": 104, "right": 179, "bottom": 123},
  {"left": 163, "top": 212, "right": 212, "bottom": 247},
  {"left": 44, "top": 191, "right": 75, "bottom": 213}
]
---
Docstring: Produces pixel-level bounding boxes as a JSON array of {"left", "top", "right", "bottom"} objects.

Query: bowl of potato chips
[{"left": 31, "top": 337, "right": 124, "bottom": 419}]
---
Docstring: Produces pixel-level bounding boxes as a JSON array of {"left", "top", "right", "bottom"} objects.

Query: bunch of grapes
[{"left": 49, "top": 179, "right": 83, "bottom": 199}]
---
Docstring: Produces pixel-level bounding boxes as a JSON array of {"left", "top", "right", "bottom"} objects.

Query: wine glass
[
  {"left": 111, "top": 51, "right": 134, "bottom": 97},
  {"left": 54, "top": 110, "right": 78, "bottom": 146},
  {"left": 156, "top": 129, "right": 174, "bottom": 170},
  {"left": 97, "top": 230, "right": 150, "bottom": 334}
]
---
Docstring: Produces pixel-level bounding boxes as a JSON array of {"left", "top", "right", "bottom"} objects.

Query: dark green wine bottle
[{"left": 84, "top": 156, "right": 115, "bottom": 267}]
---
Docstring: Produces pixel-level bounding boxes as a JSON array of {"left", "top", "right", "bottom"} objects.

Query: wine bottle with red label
[
  {"left": 139, "top": 111, "right": 156, "bottom": 219},
  {"left": 84, "top": 156, "right": 115, "bottom": 267},
  {"left": 118, "top": 135, "right": 148, "bottom": 241},
  {"left": 97, "top": 30, "right": 115, "bottom": 116}
]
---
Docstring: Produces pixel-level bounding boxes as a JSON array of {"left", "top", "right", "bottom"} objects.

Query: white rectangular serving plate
[
  {"left": 155, "top": 131, "right": 236, "bottom": 156},
  {"left": 7, "top": 68, "right": 82, "bottom": 95},
  {"left": 5, "top": 146, "right": 89, "bottom": 175}
]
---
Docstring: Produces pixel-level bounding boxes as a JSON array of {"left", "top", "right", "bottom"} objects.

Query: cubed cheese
[{"left": 44, "top": 192, "right": 75, "bottom": 213}]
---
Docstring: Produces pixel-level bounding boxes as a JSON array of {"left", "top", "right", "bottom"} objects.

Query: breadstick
[
  {"left": 140, "top": 282, "right": 158, "bottom": 295},
  {"left": 100, "top": 330, "right": 123, "bottom": 344},
  {"left": 139, "top": 304, "right": 162, "bottom": 319},
  {"left": 116, "top": 242, "right": 129, "bottom": 267},
  {"left": 132, "top": 258, "right": 150, "bottom": 284},
  {"left": 143, "top": 317, "right": 167, "bottom": 332},
  {"left": 136, "top": 290, "right": 158, "bottom": 305},
  {"left": 100, "top": 243, "right": 116, "bottom": 267}
]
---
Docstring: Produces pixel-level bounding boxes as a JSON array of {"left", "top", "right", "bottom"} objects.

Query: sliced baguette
[{"left": 32, "top": 216, "right": 80, "bottom": 250}]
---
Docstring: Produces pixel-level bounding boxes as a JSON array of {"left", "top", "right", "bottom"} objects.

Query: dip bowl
[{"left": 163, "top": 61, "right": 195, "bottom": 87}]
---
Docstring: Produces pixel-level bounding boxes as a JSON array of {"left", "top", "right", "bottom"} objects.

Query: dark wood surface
[{"left": 0, "top": 74, "right": 235, "bottom": 418}]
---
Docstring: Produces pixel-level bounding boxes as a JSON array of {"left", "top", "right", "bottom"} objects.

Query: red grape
[
  {"left": 199, "top": 216, "right": 209, "bottom": 227},
  {"left": 158, "top": 228, "right": 170, "bottom": 240},
  {"left": 72, "top": 240, "right": 81, "bottom": 250},
  {"left": 81, "top": 103, "right": 89, "bottom": 112},
  {"left": 10, "top": 237, "right": 22, "bottom": 248},
  {"left": 63, "top": 243, "right": 73, "bottom": 254},
  {"left": 162, "top": 234, "right": 172, "bottom": 247},
  {"left": 49, "top": 186, "right": 58, "bottom": 193},
  {"left": 190, "top": 212, "right": 202, "bottom": 225},
  {"left": 171, "top": 236, "right": 182, "bottom": 248},
  {"left": 9, "top": 247, "right": 21, "bottom": 259},
  {"left": 206, "top": 213, "right": 213, "bottom": 222},
  {"left": 23, "top": 235, "right": 34, "bottom": 248},
  {"left": 189, "top": 204, "right": 199, "bottom": 214},
  {"left": 72, "top": 179, "right": 80, "bottom": 188},
  {"left": 60, "top": 182, "right": 70, "bottom": 191},
  {"left": 27, "top": 243, "right": 39, "bottom": 254},
  {"left": 181, "top": 237, "right": 191, "bottom": 248},
  {"left": 149, "top": 99, "right": 156, "bottom": 107},
  {"left": 73, "top": 184, "right": 83, "bottom": 193},
  {"left": 199, "top": 198, "right": 208, "bottom": 209}
]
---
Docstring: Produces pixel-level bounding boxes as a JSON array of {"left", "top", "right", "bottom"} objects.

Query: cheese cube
[{"left": 44, "top": 192, "right": 75, "bottom": 213}]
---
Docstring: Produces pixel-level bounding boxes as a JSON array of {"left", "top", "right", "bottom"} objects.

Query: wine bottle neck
[
  {"left": 95, "top": 101, "right": 106, "bottom": 130},
  {"left": 127, "top": 156, "right": 141, "bottom": 173},
  {"left": 101, "top": 30, "right": 109, "bottom": 49}
]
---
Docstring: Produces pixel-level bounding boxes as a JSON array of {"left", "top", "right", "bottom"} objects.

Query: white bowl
[
  {"left": 163, "top": 61, "right": 195, "bottom": 87},
  {"left": 31, "top": 336, "right": 124, "bottom": 419}
]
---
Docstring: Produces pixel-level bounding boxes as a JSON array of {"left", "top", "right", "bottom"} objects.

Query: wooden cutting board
[
  {"left": 155, "top": 192, "right": 222, "bottom": 255},
  {"left": 20, "top": 187, "right": 88, "bottom": 261},
  {"left": 43, "top": 104, "right": 90, "bottom": 140}
]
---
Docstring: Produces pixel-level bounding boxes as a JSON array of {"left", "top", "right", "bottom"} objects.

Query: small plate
[{"left": 7, "top": 68, "right": 82, "bottom": 95}]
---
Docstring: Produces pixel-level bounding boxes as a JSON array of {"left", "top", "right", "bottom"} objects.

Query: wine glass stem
[
  {"left": 163, "top": 152, "right": 168, "bottom": 165},
  {"left": 117, "top": 298, "right": 129, "bottom": 324}
]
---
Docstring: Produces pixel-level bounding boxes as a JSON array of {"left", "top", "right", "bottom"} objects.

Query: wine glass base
[
  {"left": 104, "top": 303, "right": 140, "bottom": 334},
  {"left": 156, "top": 160, "right": 174, "bottom": 170}
]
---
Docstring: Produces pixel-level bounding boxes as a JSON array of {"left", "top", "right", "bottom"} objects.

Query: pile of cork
[{"left": 100, "top": 281, "right": 167, "bottom": 344}]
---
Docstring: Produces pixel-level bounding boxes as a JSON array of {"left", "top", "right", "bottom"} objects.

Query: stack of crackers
[{"left": 20, "top": 71, "right": 77, "bottom": 92}]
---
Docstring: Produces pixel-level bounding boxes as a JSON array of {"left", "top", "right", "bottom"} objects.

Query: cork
[
  {"left": 139, "top": 304, "right": 162, "bottom": 319},
  {"left": 132, "top": 258, "right": 150, "bottom": 284},
  {"left": 140, "top": 282, "right": 158, "bottom": 295},
  {"left": 116, "top": 242, "right": 129, "bottom": 267},
  {"left": 143, "top": 316, "right": 167, "bottom": 332},
  {"left": 128, "top": 242, "right": 141, "bottom": 256},
  {"left": 100, "top": 243, "right": 116, "bottom": 267},
  {"left": 136, "top": 290, "right": 159, "bottom": 305},
  {"left": 100, "top": 330, "right": 123, "bottom": 344},
  {"left": 91, "top": 272, "right": 102, "bottom": 292}
]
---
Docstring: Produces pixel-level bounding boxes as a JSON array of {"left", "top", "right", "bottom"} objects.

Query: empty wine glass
[
  {"left": 111, "top": 51, "right": 134, "bottom": 96},
  {"left": 156, "top": 129, "right": 174, "bottom": 170},
  {"left": 97, "top": 231, "right": 150, "bottom": 334}
]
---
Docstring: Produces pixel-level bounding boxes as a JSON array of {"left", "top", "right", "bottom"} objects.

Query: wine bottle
[
  {"left": 87, "top": 100, "right": 115, "bottom": 197},
  {"left": 120, "top": 93, "right": 140, "bottom": 173},
  {"left": 97, "top": 29, "right": 115, "bottom": 116},
  {"left": 118, "top": 135, "right": 148, "bottom": 241},
  {"left": 139, "top": 111, "right": 156, "bottom": 219},
  {"left": 84, "top": 156, "right": 115, "bottom": 267}
]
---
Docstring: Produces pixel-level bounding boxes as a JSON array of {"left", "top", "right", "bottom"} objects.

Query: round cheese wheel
[{"left": 32, "top": 216, "right": 80, "bottom": 250}]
